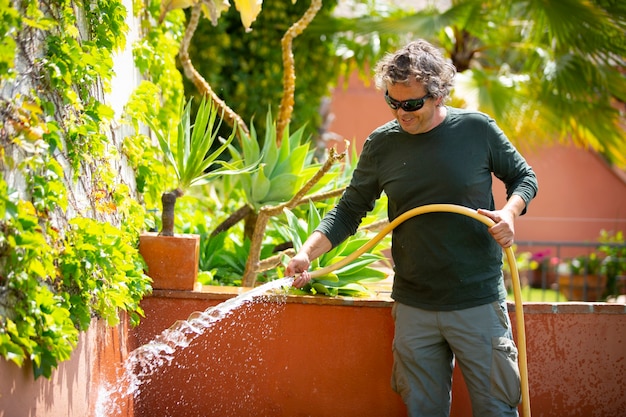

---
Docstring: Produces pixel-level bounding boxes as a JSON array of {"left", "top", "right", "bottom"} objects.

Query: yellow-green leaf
[
  {"left": 250, "top": 167, "right": 271, "bottom": 202},
  {"left": 234, "top": 0, "right": 262, "bottom": 30}
]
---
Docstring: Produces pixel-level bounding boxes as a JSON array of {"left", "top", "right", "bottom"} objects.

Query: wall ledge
[
  {"left": 518, "top": 301, "right": 626, "bottom": 314},
  {"left": 148, "top": 286, "right": 626, "bottom": 313},
  {"left": 149, "top": 285, "right": 394, "bottom": 307}
]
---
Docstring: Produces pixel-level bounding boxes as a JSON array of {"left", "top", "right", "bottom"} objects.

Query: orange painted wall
[
  {"left": 130, "top": 296, "right": 406, "bottom": 417},
  {"left": 328, "top": 73, "right": 626, "bottom": 244},
  {"left": 130, "top": 292, "right": 626, "bottom": 417},
  {"left": 516, "top": 303, "right": 626, "bottom": 417},
  {"left": 0, "top": 318, "right": 132, "bottom": 417}
]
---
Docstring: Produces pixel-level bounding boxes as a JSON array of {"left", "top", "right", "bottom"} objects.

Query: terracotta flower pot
[
  {"left": 139, "top": 232, "right": 200, "bottom": 291},
  {"left": 558, "top": 274, "right": 607, "bottom": 301},
  {"left": 529, "top": 267, "right": 557, "bottom": 289}
]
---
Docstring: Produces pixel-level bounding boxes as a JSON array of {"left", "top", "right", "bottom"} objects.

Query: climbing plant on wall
[{"left": 0, "top": 0, "right": 152, "bottom": 379}]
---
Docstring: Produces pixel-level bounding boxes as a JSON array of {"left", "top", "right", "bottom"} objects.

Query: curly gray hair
[{"left": 374, "top": 40, "right": 456, "bottom": 103}]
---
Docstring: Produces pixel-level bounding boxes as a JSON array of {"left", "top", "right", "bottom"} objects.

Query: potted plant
[
  {"left": 528, "top": 249, "right": 559, "bottom": 289},
  {"left": 558, "top": 252, "right": 607, "bottom": 301},
  {"left": 598, "top": 230, "right": 626, "bottom": 299},
  {"left": 139, "top": 96, "right": 252, "bottom": 290}
]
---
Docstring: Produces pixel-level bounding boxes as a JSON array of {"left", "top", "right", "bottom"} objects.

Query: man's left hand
[{"left": 477, "top": 208, "right": 516, "bottom": 248}]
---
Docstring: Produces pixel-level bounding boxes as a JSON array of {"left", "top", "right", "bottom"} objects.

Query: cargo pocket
[
  {"left": 390, "top": 304, "right": 409, "bottom": 397},
  {"left": 390, "top": 351, "right": 404, "bottom": 394},
  {"left": 490, "top": 336, "right": 521, "bottom": 407},
  {"left": 391, "top": 340, "right": 412, "bottom": 397}
]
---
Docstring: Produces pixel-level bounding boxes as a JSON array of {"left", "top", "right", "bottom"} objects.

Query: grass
[{"left": 508, "top": 286, "right": 564, "bottom": 302}]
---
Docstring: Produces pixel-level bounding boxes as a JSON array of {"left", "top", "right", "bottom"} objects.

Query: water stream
[{"left": 96, "top": 277, "right": 294, "bottom": 416}]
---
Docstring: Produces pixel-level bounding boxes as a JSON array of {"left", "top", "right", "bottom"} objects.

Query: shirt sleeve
[
  {"left": 487, "top": 118, "right": 539, "bottom": 214},
  {"left": 316, "top": 137, "right": 384, "bottom": 248}
]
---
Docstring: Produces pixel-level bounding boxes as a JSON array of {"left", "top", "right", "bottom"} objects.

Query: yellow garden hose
[{"left": 308, "top": 203, "right": 531, "bottom": 417}]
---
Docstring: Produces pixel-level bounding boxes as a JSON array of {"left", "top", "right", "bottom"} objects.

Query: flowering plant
[
  {"left": 529, "top": 250, "right": 559, "bottom": 271},
  {"left": 564, "top": 252, "right": 605, "bottom": 276}
]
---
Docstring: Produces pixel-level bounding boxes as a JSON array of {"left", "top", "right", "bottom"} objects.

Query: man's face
[{"left": 386, "top": 79, "right": 441, "bottom": 135}]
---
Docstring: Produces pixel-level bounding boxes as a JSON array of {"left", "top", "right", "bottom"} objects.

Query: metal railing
[{"left": 510, "top": 241, "right": 626, "bottom": 302}]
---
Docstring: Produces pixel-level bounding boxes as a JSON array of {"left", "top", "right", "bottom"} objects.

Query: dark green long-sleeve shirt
[{"left": 316, "top": 107, "right": 538, "bottom": 311}]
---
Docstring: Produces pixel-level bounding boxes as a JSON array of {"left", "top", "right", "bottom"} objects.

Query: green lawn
[{"left": 508, "top": 286, "right": 564, "bottom": 302}]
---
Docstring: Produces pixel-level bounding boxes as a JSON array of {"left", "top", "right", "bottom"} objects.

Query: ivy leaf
[
  {"left": 0, "top": 333, "right": 25, "bottom": 366},
  {"left": 33, "top": 349, "right": 57, "bottom": 379}
]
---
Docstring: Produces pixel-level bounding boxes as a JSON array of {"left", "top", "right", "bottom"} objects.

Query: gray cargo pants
[{"left": 391, "top": 301, "right": 521, "bottom": 417}]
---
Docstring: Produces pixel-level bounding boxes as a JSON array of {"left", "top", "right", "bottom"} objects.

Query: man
[{"left": 285, "top": 39, "right": 538, "bottom": 417}]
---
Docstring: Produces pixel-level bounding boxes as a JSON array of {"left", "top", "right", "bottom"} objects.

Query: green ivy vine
[{"left": 0, "top": 0, "right": 152, "bottom": 379}]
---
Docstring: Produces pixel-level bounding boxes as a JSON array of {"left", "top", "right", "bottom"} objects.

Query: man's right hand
[
  {"left": 285, "top": 253, "right": 312, "bottom": 288},
  {"left": 284, "top": 231, "right": 333, "bottom": 288}
]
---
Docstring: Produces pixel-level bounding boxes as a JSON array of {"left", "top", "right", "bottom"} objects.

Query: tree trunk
[
  {"left": 160, "top": 189, "right": 183, "bottom": 236},
  {"left": 243, "top": 210, "right": 258, "bottom": 241},
  {"left": 211, "top": 204, "right": 253, "bottom": 237}
]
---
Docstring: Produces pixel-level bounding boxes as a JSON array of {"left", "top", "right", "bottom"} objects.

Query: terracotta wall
[
  {"left": 515, "top": 303, "right": 626, "bottom": 417},
  {"left": 129, "top": 293, "right": 405, "bottom": 417},
  {"left": 328, "top": 73, "right": 626, "bottom": 243},
  {"left": 0, "top": 317, "right": 132, "bottom": 417},
  {"left": 129, "top": 290, "right": 626, "bottom": 417}
]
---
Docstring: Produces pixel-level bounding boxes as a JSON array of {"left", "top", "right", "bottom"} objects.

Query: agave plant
[
  {"left": 145, "top": 96, "right": 253, "bottom": 236},
  {"left": 233, "top": 112, "right": 324, "bottom": 210},
  {"left": 276, "top": 200, "right": 391, "bottom": 297}
]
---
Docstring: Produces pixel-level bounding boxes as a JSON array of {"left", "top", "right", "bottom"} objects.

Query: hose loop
[{"left": 309, "top": 204, "right": 530, "bottom": 417}]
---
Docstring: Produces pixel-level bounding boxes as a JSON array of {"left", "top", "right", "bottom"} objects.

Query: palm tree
[{"left": 313, "top": 0, "right": 626, "bottom": 168}]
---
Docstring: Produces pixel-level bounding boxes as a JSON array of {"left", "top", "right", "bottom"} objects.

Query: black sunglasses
[{"left": 385, "top": 91, "right": 431, "bottom": 112}]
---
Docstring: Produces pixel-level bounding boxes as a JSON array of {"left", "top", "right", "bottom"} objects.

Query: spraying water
[{"left": 96, "top": 277, "right": 294, "bottom": 416}]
